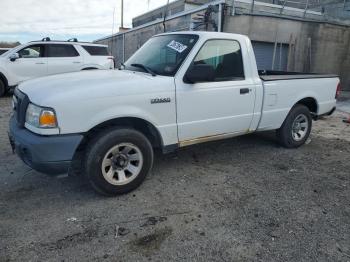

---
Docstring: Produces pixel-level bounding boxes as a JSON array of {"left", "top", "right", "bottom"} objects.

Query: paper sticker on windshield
[{"left": 167, "top": 40, "right": 188, "bottom": 53}]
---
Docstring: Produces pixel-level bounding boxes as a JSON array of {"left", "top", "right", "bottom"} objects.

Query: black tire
[
  {"left": 276, "top": 104, "right": 312, "bottom": 148},
  {"left": 85, "top": 128, "right": 153, "bottom": 196},
  {"left": 0, "top": 79, "right": 5, "bottom": 97}
]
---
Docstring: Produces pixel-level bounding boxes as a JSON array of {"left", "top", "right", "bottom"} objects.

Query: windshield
[{"left": 124, "top": 34, "right": 199, "bottom": 76}]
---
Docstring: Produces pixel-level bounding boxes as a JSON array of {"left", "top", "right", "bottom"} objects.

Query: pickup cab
[{"left": 9, "top": 32, "right": 340, "bottom": 195}]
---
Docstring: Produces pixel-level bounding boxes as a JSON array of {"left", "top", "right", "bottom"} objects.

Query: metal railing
[{"left": 250, "top": 0, "right": 350, "bottom": 15}]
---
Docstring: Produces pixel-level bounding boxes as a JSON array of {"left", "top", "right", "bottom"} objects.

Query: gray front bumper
[{"left": 9, "top": 116, "right": 83, "bottom": 175}]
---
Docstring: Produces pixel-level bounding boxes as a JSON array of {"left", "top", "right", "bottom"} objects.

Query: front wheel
[
  {"left": 276, "top": 104, "right": 312, "bottom": 148},
  {"left": 85, "top": 128, "right": 154, "bottom": 195}
]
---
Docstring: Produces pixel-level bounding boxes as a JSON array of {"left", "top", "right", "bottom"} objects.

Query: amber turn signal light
[{"left": 39, "top": 110, "right": 57, "bottom": 127}]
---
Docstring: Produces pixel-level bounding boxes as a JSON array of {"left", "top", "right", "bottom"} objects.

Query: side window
[
  {"left": 18, "top": 45, "right": 43, "bottom": 58},
  {"left": 47, "top": 44, "right": 79, "bottom": 57},
  {"left": 82, "top": 46, "right": 109, "bottom": 56},
  {"left": 193, "top": 39, "right": 245, "bottom": 81}
]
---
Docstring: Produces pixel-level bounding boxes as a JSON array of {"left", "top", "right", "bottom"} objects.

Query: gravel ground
[{"left": 0, "top": 94, "right": 349, "bottom": 262}]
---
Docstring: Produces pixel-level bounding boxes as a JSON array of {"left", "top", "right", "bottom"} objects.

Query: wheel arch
[
  {"left": 81, "top": 67, "right": 99, "bottom": 70},
  {"left": 0, "top": 71, "right": 8, "bottom": 87},
  {"left": 76, "top": 117, "right": 164, "bottom": 153},
  {"left": 276, "top": 96, "right": 318, "bottom": 130},
  {"left": 294, "top": 97, "right": 318, "bottom": 117}
]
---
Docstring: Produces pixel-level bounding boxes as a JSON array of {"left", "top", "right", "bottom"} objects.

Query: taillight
[{"left": 335, "top": 82, "right": 341, "bottom": 99}]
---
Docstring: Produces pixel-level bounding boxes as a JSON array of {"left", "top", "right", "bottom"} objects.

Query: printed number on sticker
[{"left": 167, "top": 40, "right": 188, "bottom": 53}]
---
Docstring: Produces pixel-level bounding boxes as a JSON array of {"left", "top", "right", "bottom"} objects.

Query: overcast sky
[{"left": 0, "top": 0, "right": 173, "bottom": 44}]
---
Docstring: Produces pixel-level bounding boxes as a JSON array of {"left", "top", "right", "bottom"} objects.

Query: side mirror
[
  {"left": 184, "top": 64, "right": 215, "bottom": 83},
  {"left": 9, "top": 53, "right": 19, "bottom": 62}
]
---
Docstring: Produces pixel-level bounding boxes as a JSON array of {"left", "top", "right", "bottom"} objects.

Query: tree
[{"left": 0, "top": 41, "right": 21, "bottom": 48}]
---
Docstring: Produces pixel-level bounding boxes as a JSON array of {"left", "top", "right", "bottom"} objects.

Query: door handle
[
  {"left": 240, "top": 88, "right": 250, "bottom": 94},
  {"left": 35, "top": 62, "right": 45, "bottom": 65},
  {"left": 73, "top": 61, "right": 81, "bottom": 64}
]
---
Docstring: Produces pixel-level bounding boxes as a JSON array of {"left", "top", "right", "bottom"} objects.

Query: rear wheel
[
  {"left": 277, "top": 104, "right": 312, "bottom": 148},
  {"left": 0, "top": 79, "right": 5, "bottom": 97},
  {"left": 85, "top": 128, "right": 153, "bottom": 195}
]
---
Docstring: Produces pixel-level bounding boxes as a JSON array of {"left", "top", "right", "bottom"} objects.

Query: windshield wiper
[{"left": 130, "top": 63, "right": 157, "bottom": 76}]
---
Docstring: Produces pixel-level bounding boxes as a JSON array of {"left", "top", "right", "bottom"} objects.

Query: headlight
[{"left": 25, "top": 103, "right": 57, "bottom": 128}]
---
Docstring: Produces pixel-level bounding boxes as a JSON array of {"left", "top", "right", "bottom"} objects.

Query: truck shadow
[
  {"left": 1, "top": 131, "right": 280, "bottom": 203},
  {"left": 66, "top": 131, "right": 280, "bottom": 196}
]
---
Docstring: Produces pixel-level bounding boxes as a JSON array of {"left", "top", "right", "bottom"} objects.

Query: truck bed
[
  {"left": 258, "top": 70, "right": 338, "bottom": 81},
  {"left": 257, "top": 70, "right": 338, "bottom": 132}
]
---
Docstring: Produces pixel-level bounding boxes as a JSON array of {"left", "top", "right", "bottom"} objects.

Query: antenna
[{"left": 163, "top": 0, "right": 170, "bottom": 33}]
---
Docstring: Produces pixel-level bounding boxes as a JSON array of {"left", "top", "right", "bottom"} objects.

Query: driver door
[
  {"left": 7, "top": 44, "right": 47, "bottom": 83},
  {"left": 175, "top": 39, "right": 256, "bottom": 144}
]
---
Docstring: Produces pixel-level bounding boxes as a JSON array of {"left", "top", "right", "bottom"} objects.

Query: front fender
[
  {"left": 56, "top": 98, "right": 178, "bottom": 146},
  {"left": 87, "top": 105, "right": 160, "bottom": 132}
]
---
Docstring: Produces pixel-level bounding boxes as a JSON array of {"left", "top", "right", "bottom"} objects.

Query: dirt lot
[{"left": 0, "top": 94, "right": 349, "bottom": 262}]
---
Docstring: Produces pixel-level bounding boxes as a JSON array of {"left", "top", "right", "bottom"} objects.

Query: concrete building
[
  {"left": 95, "top": 0, "right": 350, "bottom": 90},
  {"left": 259, "top": 0, "right": 350, "bottom": 21},
  {"left": 132, "top": 0, "right": 214, "bottom": 27}
]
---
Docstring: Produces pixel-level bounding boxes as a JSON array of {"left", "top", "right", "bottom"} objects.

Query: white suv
[{"left": 0, "top": 38, "right": 114, "bottom": 96}]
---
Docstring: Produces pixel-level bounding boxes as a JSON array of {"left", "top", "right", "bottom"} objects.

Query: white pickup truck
[{"left": 9, "top": 31, "right": 340, "bottom": 195}]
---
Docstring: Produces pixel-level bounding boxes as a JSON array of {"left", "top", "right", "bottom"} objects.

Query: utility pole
[
  {"left": 110, "top": 7, "right": 116, "bottom": 58},
  {"left": 121, "top": 0, "right": 124, "bottom": 28},
  {"left": 163, "top": 0, "right": 170, "bottom": 32}
]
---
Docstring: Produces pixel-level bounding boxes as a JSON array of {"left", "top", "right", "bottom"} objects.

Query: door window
[
  {"left": 82, "top": 46, "right": 109, "bottom": 56},
  {"left": 193, "top": 39, "right": 245, "bottom": 81},
  {"left": 18, "top": 45, "right": 43, "bottom": 58},
  {"left": 47, "top": 44, "right": 79, "bottom": 57}
]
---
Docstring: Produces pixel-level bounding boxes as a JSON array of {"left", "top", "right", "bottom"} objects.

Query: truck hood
[{"left": 18, "top": 69, "right": 162, "bottom": 106}]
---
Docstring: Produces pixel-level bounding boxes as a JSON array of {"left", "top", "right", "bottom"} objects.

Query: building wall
[
  {"left": 224, "top": 15, "right": 350, "bottom": 89},
  {"left": 132, "top": 0, "right": 185, "bottom": 27},
  {"left": 97, "top": 10, "right": 213, "bottom": 67},
  {"left": 97, "top": 5, "right": 350, "bottom": 90},
  {"left": 132, "top": 0, "right": 213, "bottom": 27},
  {"left": 321, "top": 1, "right": 350, "bottom": 20},
  {"left": 252, "top": 0, "right": 350, "bottom": 20}
]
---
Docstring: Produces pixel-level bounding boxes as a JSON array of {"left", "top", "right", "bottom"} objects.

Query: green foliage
[{"left": 0, "top": 41, "right": 21, "bottom": 48}]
